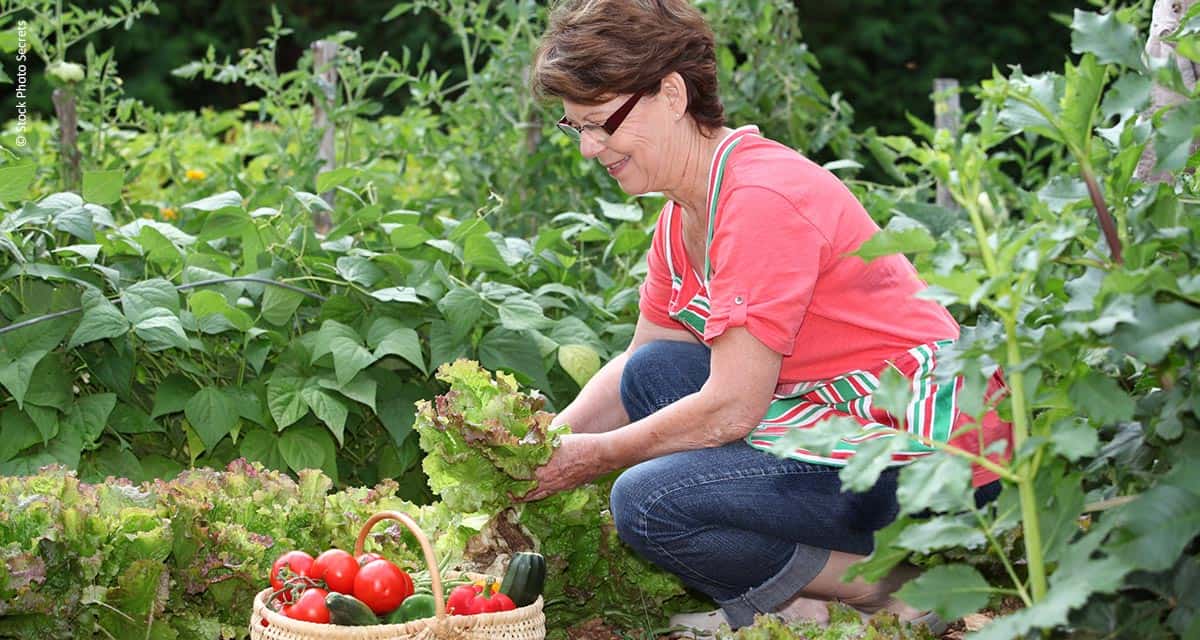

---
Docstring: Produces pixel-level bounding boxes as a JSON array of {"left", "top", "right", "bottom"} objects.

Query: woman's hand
[{"left": 519, "top": 433, "right": 610, "bottom": 502}]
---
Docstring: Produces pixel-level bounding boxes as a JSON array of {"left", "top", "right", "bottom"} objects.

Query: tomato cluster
[
  {"left": 445, "top": 579, "right": 517, "bottom": 615},
  {"left": 266, "top": 548, "right": 415, "bottom": 623}
]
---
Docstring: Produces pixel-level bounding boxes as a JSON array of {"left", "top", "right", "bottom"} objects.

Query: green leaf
[
  {"left": 151, "top": 374, "right": 198, "bottom": 418},
  {"left": 69, "top": 289, "right": 130, "bottom": 348},
  {"left": 0, "top": 164, "right": 36, "bottom": 201},
  {"left": 390, "top": 224, "right": 433, "bottom": 249},
  {"left": 373, "top": 373, "right": 425, "bottom": 447},
  {"left": 52, "top": 204, "right": 96, "bottom": 242},
  {"left": 329, "top": 336, "right": 376, "bottom": 386},
  {"left": 464, "top": 233, "right": 512, "bottom": 274},
  {"left": 197, "top": 208, "right": 250, "bottom": 241},
  {"left": 1153, "top": 101, "right": 1200, "bottom": 173},
  {"left": 120, "top": 278, "right": 180, "bottom": 321},
  {"left": 895, "top": 564, "right": 991, "bottom": 620},
  {"left": 109, "top": 403, "right": 161, "bottom": 435},
  {"left": 293, "top": 190, "right": 332, "bottom": 213},
  {"left": 839, "top": 436, "right": 903, "bottom": 492},
  {"left": 369, "top": 286, "right": 422, "bottom": 304},
  {"left": 301, "top": 387, "right": 348, "bottom": 445},
  {"left": 1111, "top": 484, "right": 1200, "bottom": 572},
  {"left": 437, "top": 287, "right": 484, "bottom": 340},
  {"left": 429, "top": 318, "right": 471, "bottom": 369},
  {"left": 1100, "top": 73, "right": 1151, "bottom": 123},
  {"left": 316, "top": 166, "right": 358, "bottom": 193},
  {"left": 1048, "top": 418, "right": 1100, "bottom": 461},
  {"left": 498, "top": 296, "right": 549, "bottom": 331},
  {"left": 873, "top": 365, "right": 913, "bottom": 425},
  {"left": 0, "top": 407, "right": 43, "bottom": 462},
  {"left": 181, "top": 190, "right": 243, "bottom": 211},
  {"left": 1068, "top": 370, "right": 1134, "bottom": 424},
  {"left": 239, "top": 428, "right": 286, "bottom": 471},
  {"left": 261, "top": 286, "right": 306, "bottom": 326},
  {"left": 768, "top": 415, "right": 862, "bottom": 457},
  {"left": 81, "top": 169, "right": 124, "bottom": 205},
  {"left": 557, "top": 344, "right": 601, "bottom": 387},
  {"left": 895, "top": 516, "right": 986, "bottom": 553},
  {"left": 24, "top": 405, "right": 60, "bottom": 444},
  {"left": 478, "top": 327, "right": 551, "bottom": 391},
  {"left": 267, "top": 375, "right": 309, "bottom": 430},
  {"left": 1036, "top": 175, "right": 1089, "bottom": 213},
  {"left": 372, "top": 326, "right": 426, "bottom": 374},
  {"left": 318, "top": 372, "right": 377, "bottom": 410},
  {"left": 1112, "top": 299, "right": 1200, "bottom": 363},
  {"left": 279, "top": 423, "right": 333, "bottom": 473},
  {"left": 184, "top": 387, "right": 238, "bottom": 453},
  {"left": 188, "top": 290, "right": 253, "bottom": 333},
  {"left": 595, "top": 198, "right": 643, "bottom": 222},
  {"left": 0, "top": 349, "right": 47, "bottom": 410},
  {"left": 133, "top": 308, "right": 191, "bottom": 352},
  {"left": 852, "top": 224, "right": 935, "bottom": 261},
  {"left": 844, "top": 516, "right": 914, "bottom": 583},
  {"left": 24, "top": 353, "right": 72, "bottom": 412},
  {"left": 336, "top": 256, "right": 384, "bottom": 287},
  {"left": 63, "top": 393, "right": 117, "bottom": 447},
  {"left": 1070, "top": 9, "right": 1144, "bottom": 71},
  {"left": 311, "top": 320, "right": 361, "bottom": 363},
  {"left": 896, "top": 452, "right": 973, "bottom": 515},
  {"left": 1059, "top": 54, "right": 1106, "bottom": 154}
]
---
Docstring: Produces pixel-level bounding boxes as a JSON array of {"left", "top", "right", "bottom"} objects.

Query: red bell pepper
[{"left": 445, "top": 582, "right": 517, "bottom": 615}]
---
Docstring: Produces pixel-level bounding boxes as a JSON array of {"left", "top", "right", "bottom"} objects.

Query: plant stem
[
  {"left": 974, "top": 507, "right": 1033, "bottom": 606},
  {"left": 1081, "top": 167, "right": 1123, "bottom": 265},
  {"left": 963, "top": 196, "right": 999, "bottom": 276},
  {"left": 1004, "top": 313, "right": 1047, "bottom": 603}
]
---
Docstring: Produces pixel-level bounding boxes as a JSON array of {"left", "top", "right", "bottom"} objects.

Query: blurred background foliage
[{"left": 3, "top": 0, "right": 1084, "bottom": 134}]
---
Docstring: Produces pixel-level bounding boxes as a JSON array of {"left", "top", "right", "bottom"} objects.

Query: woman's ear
[{"left": 660, "top": 71, "right": 689, "bottom": 117}]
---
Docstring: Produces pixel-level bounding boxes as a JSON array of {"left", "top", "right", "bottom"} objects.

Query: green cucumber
[
  {"left": 498, "top": 551, "right": 545, "bottom": 607},
  {"left": 325, "top": 592, "right": 379, "bottom": 626}
]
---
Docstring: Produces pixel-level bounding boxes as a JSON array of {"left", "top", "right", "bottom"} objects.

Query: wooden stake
[
  {"left": 933, "top": 78, "right": 960, "bottom": 209},
  {"left": 311, "top": 40, "right": 338, "bottom": 234},
  {"left": 52, "top": 88, "right": 81, "bottom": 192}
]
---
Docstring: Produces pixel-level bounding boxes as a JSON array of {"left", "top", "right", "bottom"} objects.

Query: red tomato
[
  {"left": 284, "top": 588, "right": 330, "bottom": 623},
  {"left": 356, "top": 552, "right": 382, "bottom": 566},
  {"left": 446, "top": 584, "right": 480, "bottom": 615},
  {"left": 352, "top": 559, "right": 414, "bottom": 614},
  {"left": 270, "top": 550, "right": 315, "bottom": 592},
  {"left": 310, "top": 549, "right": 359, "bottom": 594}
]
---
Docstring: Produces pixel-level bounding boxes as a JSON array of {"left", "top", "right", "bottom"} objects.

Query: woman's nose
[{"left": 579, "top": 134, "right": 605, "bottom": 159}]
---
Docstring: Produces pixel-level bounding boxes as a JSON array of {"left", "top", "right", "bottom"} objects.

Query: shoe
[{"left": 667, "top": 609, "right": 728, "bottom": 638}]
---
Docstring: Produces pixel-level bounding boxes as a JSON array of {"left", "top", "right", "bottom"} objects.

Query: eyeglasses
[{"left": 557, "top": 89, "right": 647, "bottom": 144}]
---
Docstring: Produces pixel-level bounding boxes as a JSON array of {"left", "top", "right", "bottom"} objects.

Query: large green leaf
[
  {"left": 188, "top": 290, "right": 252, "bottom": 333},
  {"left": 371, "top": 325, "right": 425, "bottom": 375},
  {"left": 310, "top": 320, "right": 361, "bottom": 364},
  {"left": 181, "top": 190, "right": 243, "bottom": 211},
  {"left": 1152, "top": 101, "right": 1200, "bottom": 173},
  {"left": 336, "top": 256, "right": 385, "bottom": 287},
  {"left": 0, "top": 407, "right": 43, "bottom": 462},
  {"left": 478, "top": 327, "right": 551, "bottom": 392},
  {"left": 120, "top": 278, "right": 180, "bottom": 321},
  {"left": 895, "top": 564, "right": 991, "bottom": 620},
  {"left": 329, "top": 336, "right": 376, "bottom": 386},
  {"left": 184, "top": 387, "right": 238, "bottom": 453},
  {"left": 318, "top": 372, "right": 377, "bottom": 410},
  {"left": 498, "top": 296, "right": 549, "bottom": 331},
  {"left": 895, "top": 516, "right": 986, "bottom": 553},
  {"left": 239, "top": 428, "right": 286, "bottom": 471},
  {"left": 1068, "top": 370, "right": 1135, "bottom": 424},
  {"left": 300, "top": 387, "right": 348, "bottom": 445},
  {"left": 24, "top": 405, "right": 60, "bottom": 444},
  {"left": 896, "top": 452, "right": 973, "bottom": 515},
  {"left": 260, "top": 286, "right": 306, "bottom": 326},
  {"left": 23, "top": 353, "right": 72, "bottom": 412},
  {"left": 151, "top": 374, "right": 198, "bottom": 418},
  {"left": 69, "top": 289, "right": 130, "bottom": 348},
  {"left": 1058, "top": 53, "right": 1106, "bottom": 155},
  {"left": 1112, "top": 299, "right": 1200, "bottom": 363},
  {"left": 132, "top": 309, "right": 191, "bottom": 352},
  {"left": 267, "top": 375, "right": 310, "bottom": 430},
  {"left": 0, "top": 164, "right": 36, "bottom": 201},
  {"left": 437, "top": 286, "right": 484, "bottom": 340},
  {"left": 279, "top": 423, "right": 335, "bottom": 475},
  {"left": 81, "top": 169, "right": 124, "bottom": 205},
  {"left": 1110, "top": 484, "right": 1200, "bottom": 572},
  {"left": 1070, "top": 9, "right": 1144, "bottom": 71},
  {"left": 851, "top": 223, "right": 935, "bottom": 261},
  {"left": 63, "top": 393, "right": 117, "bottom": 447},
  {"left": 557, "top": 344, "right": 601, "bottom": 388},
  {"left": 464, "top": 233, "right": 513, "bottom": 274}
]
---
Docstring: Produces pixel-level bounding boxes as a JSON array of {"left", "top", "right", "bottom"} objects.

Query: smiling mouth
[{"left": 605, "top": 156, "right": 630, "bottom": 175}]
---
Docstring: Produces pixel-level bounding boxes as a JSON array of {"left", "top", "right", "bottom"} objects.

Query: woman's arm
[
  {"left": 551, "top": 314, "right": 700, "bottom": 434},
  {"left": 526, "top": 326, "right": 780, "bottom": 499}
]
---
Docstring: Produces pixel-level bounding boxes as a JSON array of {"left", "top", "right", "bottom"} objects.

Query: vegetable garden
[{"left": 0, "top": 0, "right": 1197, "bottom": 638}]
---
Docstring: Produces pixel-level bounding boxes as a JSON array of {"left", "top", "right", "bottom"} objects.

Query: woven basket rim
[{"left": 253, "top": 586, "right": 545, "bottom": 634}]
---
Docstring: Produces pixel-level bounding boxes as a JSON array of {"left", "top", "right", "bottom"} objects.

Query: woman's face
[{"left": 561, "top": 91, "right": 671, "bottom": 196}]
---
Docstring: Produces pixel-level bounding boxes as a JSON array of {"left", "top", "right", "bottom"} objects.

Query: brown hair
[{"left": 532, "top": 0, "right": 725, "bottom": 134}]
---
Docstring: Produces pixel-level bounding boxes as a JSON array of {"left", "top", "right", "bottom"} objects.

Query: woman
[{"left": 524, "top": 0, "right": 1011, "bottom": 633}]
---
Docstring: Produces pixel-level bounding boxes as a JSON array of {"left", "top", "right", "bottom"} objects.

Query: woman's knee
[{"left": 619, "top": 340, "right": 710, "bottom": 421}]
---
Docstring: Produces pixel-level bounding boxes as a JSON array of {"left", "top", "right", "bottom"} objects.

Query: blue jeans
[{"left": 610, "top": 340, "right": 977, "bottom": 627}]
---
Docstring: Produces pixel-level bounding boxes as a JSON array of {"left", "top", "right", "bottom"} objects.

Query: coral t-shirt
[{"left": 639, "top": 126, "right": 960, "bottom": 383}]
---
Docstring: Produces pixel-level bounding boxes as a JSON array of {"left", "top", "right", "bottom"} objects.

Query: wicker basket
[{"left": 248, "top": 511, "right": 546, "bottom": 640}]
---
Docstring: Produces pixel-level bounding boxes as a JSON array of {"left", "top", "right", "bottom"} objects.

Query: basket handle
[{"left": 353, "top": 511, "right": 446, "bottom": 619}]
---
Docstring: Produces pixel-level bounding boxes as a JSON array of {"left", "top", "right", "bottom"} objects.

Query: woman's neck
[{"left": 663, "top": 125, "right": 735, "bottom": 224}]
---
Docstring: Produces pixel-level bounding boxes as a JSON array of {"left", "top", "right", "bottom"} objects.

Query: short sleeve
[
  {"left": 702, "top": 187, "right": 829, "bottom": 355},
  {"left": 638, "top": 204, "right": 678, "bottom": 329}
]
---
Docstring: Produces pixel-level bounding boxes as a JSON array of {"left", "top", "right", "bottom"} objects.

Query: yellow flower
[
  {"left": 184, "top": 168, "right": 207, "bottom": 181},
  {"left": 160, "top": 207, "right": 178, "bottom": 221}
]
